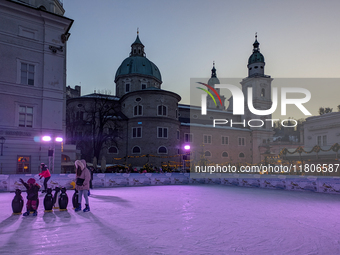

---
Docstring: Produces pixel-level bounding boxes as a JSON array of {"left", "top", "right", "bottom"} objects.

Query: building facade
[
  {"left": 0, "top": 0, "right": 73, "bottom": 174},
  {"left": 67, "top": 33, "right": 275, "bottom": 170}
]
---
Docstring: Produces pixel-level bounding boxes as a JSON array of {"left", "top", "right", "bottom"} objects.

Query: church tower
[
  {"left": 207, "top": 63, "right": 225, "bottom": 110},
  {"left": 241, "top": 34, "right": 273, "bottom": 130},
  {"left": 240, "top": 34, "right": 274, "bottom": 163}
]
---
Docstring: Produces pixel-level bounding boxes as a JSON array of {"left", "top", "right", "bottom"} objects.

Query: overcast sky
[{"left": 63, "top": 0, "right": 340, "bottom": 119}]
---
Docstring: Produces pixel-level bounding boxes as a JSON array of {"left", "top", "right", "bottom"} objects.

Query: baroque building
[
  {"left": 66, "top": 33, "right": 274, "bottom": 170},
  {"left": 0, "top": 0, "right": 73, "bottom": 174}
]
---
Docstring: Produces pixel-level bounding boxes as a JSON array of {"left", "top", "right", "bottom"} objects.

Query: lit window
[
  {"left": 132, "top": 127, "right": 142, "bottom": 138},
  {"left": 157, "top": 127, "right": 168, "bottom": 138},
  {"left": 19, "top": 106, "right": 33, "bottom": 127},
  {"left": 21, "top": 63, "right": 34, "bottom": 85},
  {"left": 17, "top": 156, "right": 31, "bottom": 173}
]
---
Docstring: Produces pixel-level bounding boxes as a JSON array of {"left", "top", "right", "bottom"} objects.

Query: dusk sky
[{"left": 64, "top": 0, "right": 340, "bottom": 119}]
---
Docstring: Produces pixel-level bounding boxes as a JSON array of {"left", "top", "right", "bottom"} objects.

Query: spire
[
  {"left": 130, "top": 29, "right": 145, "bottom": 57},
  {"left": 211, "top": 61, "right": 217, "bottom": 78},
  {"left": 253, "top": 32, "right": 260, "bottom": 52}
]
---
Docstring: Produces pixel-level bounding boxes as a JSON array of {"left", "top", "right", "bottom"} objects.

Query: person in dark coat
[{"left": 20, "top": 178, "right": 40, "bottom": 216}]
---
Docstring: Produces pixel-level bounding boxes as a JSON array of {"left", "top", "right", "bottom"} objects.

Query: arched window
[
  {"left": 132, "top": 146, "right": 141, "bottom": 154},
  {"left": 134, "top": 105, "right": 143, "bottom": 116},
  {"left": 157, "top": 105, "right": 167, "bottom": 116},
  {"left": 239, "top": 152, "right": 245, "bottom": 158},
  {"left": 261, "top": 88, "right": 265, "bottom": 97},
  {"left": 108, "top": 146, "right": 118, "bottom": 154},
  {"left": 204, "top": 151, "right": 211, "bottom": 157},
  {"left": 222, "top": 152, "right": 228, "bottom": 158},
  {"left": 158, "top": 146, "right": 167, "bottom": 154}
]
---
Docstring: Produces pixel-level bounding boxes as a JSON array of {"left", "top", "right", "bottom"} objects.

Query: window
[
  {"left": 185, "top": 133, "right": 193, "bottom": 143},
  {"left": 158, "top": 127, "right": 168, "bottom": 138},
  {"left": 76, "top": 111, "right": 84, "bottom": 120},
  {"left": 158, "top": 105, "right": 167, "bottom": 116},
  {"left": 176, "top": 109, "right": 178, "bottom": 118},
  {"left": 132, "top": 146, "right": 141, "bottom": 154},
  {"left": 158, "top": 146, "right": 167, "bottom": 154},
  {"left": 108, "top": 146, "right": 118, "bottom": 154},
  {"left": 21, "top": 63, "right": 34, "bottom": 85},
  {"left": 132, "top": 127, "right": 142, "bottom": 138},
  {"left": 17, "top": 156, "right": 31, "bottom": 173},
  {"left": 221, "top": 136, "right": 229, "bottom": 145},
  {"left": 134, "top": 105, "right": 143, "bottom": 116},
  {"left": 177, "top": 130, "right": 180, "bottom": 140},
  {"left": 318, "top": 135, "right": 327, "bottom": 146},
  {"left": 203, "top": 135, "right": 212, "bottom": 144},
  {"left": 141, "top": 83, "right": 147, "bottom": 89},
  {"left": 239, "top": 153, "right": 245, "bottom": 158},
  {"left": 261, "top": 88, "right": 265, "bottom": 97},
  {"left": 317, "top": 136, "right": 321, "bottom": 146},
  {"left": 125, "top": 83, "right": 130, "bottom": 93},
  {"left": 222, "top": 152, "right": 229, "bottom": 158},
  {"left": 19, "top": 106, "right": 33, "bottom": 127},
  {"left": 238, "top": 137, "right": 245, "bottom": 146},
  {"left": 204, "top": 151, "right": 211, "bottom": 157},
  {"left": 323, "top": 135, "right": 327, "bottom": 146}
]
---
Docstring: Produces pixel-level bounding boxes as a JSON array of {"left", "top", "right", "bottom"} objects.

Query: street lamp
[
  {"left": 183, "top": 144, "right": 190, "bottom": 172},
  {"left": 0, "top": 137, "right": 5, "bottom": 156},
  {"left": 42, "top": 136, "right": 63, "bottom": 173}
]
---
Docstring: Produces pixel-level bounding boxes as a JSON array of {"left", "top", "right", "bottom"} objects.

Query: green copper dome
[
  {"left": 115, "top": 34, "right": 162, "bottom": 82},
  {"left": 248, "top": 37, "right": 265, "bottom": 65},
  {"left": 248, "top": 52, "right": 265, "bottom": 65},
  {"left": 115, "top": 56, "right": 162, "bottom": 82}
]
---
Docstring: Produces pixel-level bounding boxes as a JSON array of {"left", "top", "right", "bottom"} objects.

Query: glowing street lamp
[
  {"left": 42, "top": 135, "right": 63, "bottom": 173},
  {"left": 182, "top": 144, "right": 190, "bottom": 172}
]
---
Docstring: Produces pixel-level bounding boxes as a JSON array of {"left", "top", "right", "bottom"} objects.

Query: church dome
[
  {"left": 247, "top": 38, "right": 265, "bottom": 65},
  {"left": 248, "top": 51, "right": 264, "bottom": 65},
  {"left": 114, "top": 34, "right": 162, "bottom": 83},
  {"left": 115, "top": 56, "right": 162, "bottom": 82}
]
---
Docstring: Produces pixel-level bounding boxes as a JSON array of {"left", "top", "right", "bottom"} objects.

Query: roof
[{"left": 115, "top": 56, "right": 162, "bottom": 82}]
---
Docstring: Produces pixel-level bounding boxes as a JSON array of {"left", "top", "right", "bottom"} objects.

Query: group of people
[{"left": 20, "top": 159, "right": 92, "bottom": 216}]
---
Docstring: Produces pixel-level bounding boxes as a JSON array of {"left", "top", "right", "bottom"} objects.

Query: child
[
  {"left": 39, "top": 163, "right": 51, "bottom": 193},
  {"left": 19, "top": 178, "right": 40, "bottom": 216}
]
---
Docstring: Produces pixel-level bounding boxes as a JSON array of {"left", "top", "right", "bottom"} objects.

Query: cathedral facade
[{"left": 66, "top": 33, "right": 274, "bottom": 170}]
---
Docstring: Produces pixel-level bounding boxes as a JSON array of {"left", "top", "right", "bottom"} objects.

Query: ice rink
[{"left": 1, "top": 185, "right": 340, "bottom": 254}]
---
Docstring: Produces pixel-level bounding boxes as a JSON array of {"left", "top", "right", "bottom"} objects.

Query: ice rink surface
[{"left": 1, "top": 185, "right": 340, "bottom": 255}]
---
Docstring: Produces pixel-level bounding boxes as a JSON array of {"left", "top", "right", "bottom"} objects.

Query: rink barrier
[{"left": 1, "top": 173, "right": 340, "bottom": 195}]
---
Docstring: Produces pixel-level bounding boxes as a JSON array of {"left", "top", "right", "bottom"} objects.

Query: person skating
[
  {"left": 39, "top": 163, "right": 51, "bottom": 193},
  {"left": 19, "top": 178, "right": 40, "bottom": 216},
  {"left": 74, "top": 159, "right": 91, "bottom": 212}
]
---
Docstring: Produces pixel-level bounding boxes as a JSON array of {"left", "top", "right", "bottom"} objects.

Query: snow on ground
[{"left": 1, "top": 185, "right": 340, "bottom": 255}]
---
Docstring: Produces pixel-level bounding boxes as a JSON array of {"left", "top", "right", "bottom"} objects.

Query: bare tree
[{"left": 67, "top": 94, "right": 123, "bottom": 162}]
